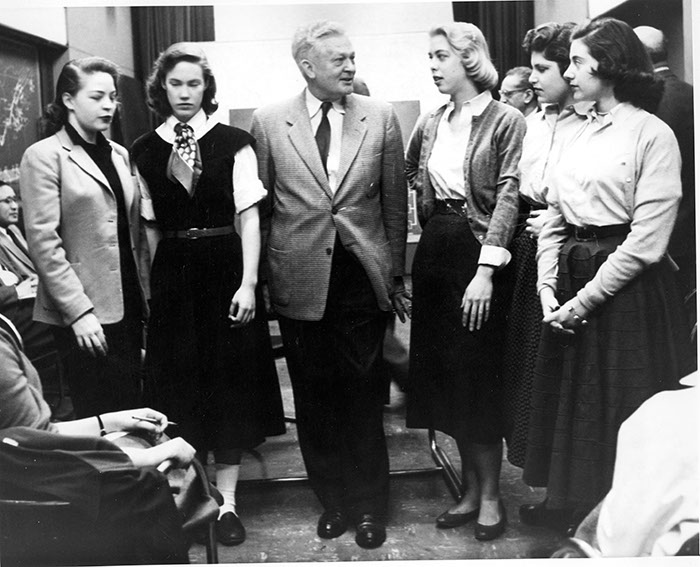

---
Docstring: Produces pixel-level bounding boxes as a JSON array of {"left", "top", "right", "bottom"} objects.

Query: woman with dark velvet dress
[{"left": 131, "top": 43, "right": 285, "bottom": 547}]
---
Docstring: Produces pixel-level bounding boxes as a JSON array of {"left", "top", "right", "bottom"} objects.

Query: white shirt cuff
[{"left": 478, "top": 245, "right": 511, "bottom": 269}]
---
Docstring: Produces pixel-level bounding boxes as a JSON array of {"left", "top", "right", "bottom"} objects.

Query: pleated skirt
[{"left": 522, "top": 232, "right": 691, "bottom": 509}]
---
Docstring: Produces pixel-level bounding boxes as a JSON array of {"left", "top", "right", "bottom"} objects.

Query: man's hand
[
  {"left": 71, "top": 312, "right": 108, "bottom": 357},
  {"left": 390, "top": 276, "right": 412, "bottom": 322}
]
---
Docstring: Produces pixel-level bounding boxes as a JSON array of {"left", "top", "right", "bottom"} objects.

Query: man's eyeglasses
[
  {"left": 498, "top": 88, "right": 528, "bottom": 98},
  {"left": 0, "top": 197, "right": 18, "bottom": 205}
]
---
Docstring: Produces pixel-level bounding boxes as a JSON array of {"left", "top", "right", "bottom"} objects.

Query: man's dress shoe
[
  {"left": 216, "top": 511, "right": 246, "bottom": 546},
  {"left": 355, "top": 514, "right": 386, "bottom": 549},
  {"left": 519, "top": 500, "right": 574, "bottom": 534},
  {"left": 317, "top": 510, "right": 348, "bottom": 539}
]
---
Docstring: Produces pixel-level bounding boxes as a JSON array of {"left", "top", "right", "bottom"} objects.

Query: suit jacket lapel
[
  {"left": 335, "top": 95, "right": 367, "bottom": 195},
  {"left": 58, "top": 129, "right": 113, "bottom": 196},
  {"left": 286, "top": 94, "right": 333, "bottom": 198},
  {"left": 111, "top": 144, "right": 135, "bottom": 216},
  {"left": 0, "top": 229, "right": 34, "bottom": 275}
]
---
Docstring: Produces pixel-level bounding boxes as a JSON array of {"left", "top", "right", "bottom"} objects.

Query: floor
[{"left": 188, "top": 320, "right": 568, "bottom": 565}]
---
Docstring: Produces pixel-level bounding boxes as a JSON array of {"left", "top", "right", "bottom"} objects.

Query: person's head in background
[
  {"left": 292, "top": 20, "right": 356, "bottom": 102},
  {"left": 566, "top": 17, "right": 662, "bottom": 113},
  {"left": 499, "top": 66, "right": 538, "bottom": 116},
  {"left": 633, "top": 25, "right": 668, "bottom": 68},
  {"left": 522, "top": 22, "right": 576, "bottom": 108},
  {"left": 353, "top": 77, "right": 370, "bottom": 96},
  {"left": 146, "top": 42, "right": 219, "bottom": 122},
  {"left": 42, "top": 57, "right": 120, "bottom": 141},
  {"left": 0, "top": 184, "right": 19, "bottom": 230}
]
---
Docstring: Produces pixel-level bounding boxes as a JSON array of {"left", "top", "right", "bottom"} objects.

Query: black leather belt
[
  {"left": 162, "top": 226, "right": 234, "bottom": 239},
  {"left": 435, "top": 199, "right": 468, "bottom": 216},
  {"left": 567, "top": 223, "right": 630, "bottom": 241}
]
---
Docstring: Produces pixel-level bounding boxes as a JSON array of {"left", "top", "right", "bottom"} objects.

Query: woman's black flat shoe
[
  {"left": 435, "top": 507, "right": 480, "bottom": 529},
  {"left": 474, "top": 501, "right": 507, "bottom": 541}
]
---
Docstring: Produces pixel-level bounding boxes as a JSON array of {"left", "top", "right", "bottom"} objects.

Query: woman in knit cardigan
[{"left": 405, "top": 21, "right": 525, "bottom": 541}]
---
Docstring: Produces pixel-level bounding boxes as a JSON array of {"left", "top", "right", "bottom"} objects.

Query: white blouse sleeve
[
  {"left": 137, "top": 168, "right": 156, "bottom": 222},
  {"left": 232, "top": 144, "right": 267, "bottom": 214}
]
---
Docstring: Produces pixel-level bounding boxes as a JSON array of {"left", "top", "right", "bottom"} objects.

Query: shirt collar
[
  {"left": 305, "top": 88, "right": 346, "bottom": 118},
  {"left": 588, "top": 101, "right": 630, "bottom": 126},
  {"left": 157, "top": 109, "right": 215, "bottom": 143},
  {"left": 442, "top": 90, "right": 492, "bottom": 122},
  {"left": 0, "top": 226, "right": 7, "bottom": 237}
]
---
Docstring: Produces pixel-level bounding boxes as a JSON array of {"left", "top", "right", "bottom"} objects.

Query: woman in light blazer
[
  {"left": 20, "top": 57, "right": 150, "bottom": 419},
  {"left": 405, "top": 22, "right": 525, "bottom": 541}
]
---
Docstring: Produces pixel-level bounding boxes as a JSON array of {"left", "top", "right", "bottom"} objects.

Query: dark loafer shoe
[
  {"left": 355, "top": 514, "right": 386, "bottom": 549},
  {"left": 216, "top": 511, "right": 246, "bottom": 546},
  {"left": 474, "top": 501, "right": 507, "bottom": 541},
  {"left": 317, "top": 510, "right": 348, "bottom": 539},
  {"left": 519, "top": 501, "right": 574, "bottom": 534},
  {"left": 435, "top": 507, "right": 480, "bottom": 529}
]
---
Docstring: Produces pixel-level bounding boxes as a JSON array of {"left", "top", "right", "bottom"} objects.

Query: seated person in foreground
[
  {"left": 0, "top": 313, "right": 196, "bottom": 564},
  {"left": 594, "top": 373, "right": 698, "bottom": 557}
]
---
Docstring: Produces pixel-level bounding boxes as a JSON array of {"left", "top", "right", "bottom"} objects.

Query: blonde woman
[{"left": 405, "top": 22, "right": 525, "bottom": 541}]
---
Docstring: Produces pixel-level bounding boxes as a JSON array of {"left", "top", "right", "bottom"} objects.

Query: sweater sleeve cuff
[{"left": 478, "top": 245, "right": 511, "bottom": 269}]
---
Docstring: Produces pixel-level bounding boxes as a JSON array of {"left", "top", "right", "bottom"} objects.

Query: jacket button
[
  {"left": 331, "top": 207, "right": 338, "bottom": 215},
  {"left": 326, "top": 247, "right": 333, "bottom": 255}
]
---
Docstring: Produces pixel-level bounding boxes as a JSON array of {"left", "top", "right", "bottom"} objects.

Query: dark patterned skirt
[
  {"left": 501, "top": 231, "right": 542, "bottom": 467},
  {"left": 406, "top": 211, "right": 512, "bottom": 444},
  {"left": 522, "top": 232, "right": 691, "bottom": 510}
]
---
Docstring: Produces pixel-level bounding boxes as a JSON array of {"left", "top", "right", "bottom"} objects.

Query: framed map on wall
[{"left": 0, "top": 36, "right": 42, "bottom": 192}]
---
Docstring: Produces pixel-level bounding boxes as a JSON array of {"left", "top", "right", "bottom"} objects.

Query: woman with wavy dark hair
[
  {"left": 519, "top": 17, "right": 691, "bottom": 535},
  {"left": 20, "top": 57, "right": 150, "bottom": 418},
  {"left": 406, "top": 22, "right": 525, "bottom": 541},
  {"left": 131, "top": 42, "right": 285, "bottom": 547}
]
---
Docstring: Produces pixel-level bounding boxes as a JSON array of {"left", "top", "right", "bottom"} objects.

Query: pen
[{"left": 132, "top": 416, "right": 178, "bottom": 426}]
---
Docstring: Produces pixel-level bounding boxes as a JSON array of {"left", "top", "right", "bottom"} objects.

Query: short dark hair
[
  {"left": 145, "top": 42, "right": 218, "bottom": 119},
  {"left": 42, "top": 57, "right": 120, "bottom": 137},
  {"left": 522, "top": 21, "right": 576, "bottom": 75},
  {"left": 572, "top": 17, "right": 663, "bottom": 112}
]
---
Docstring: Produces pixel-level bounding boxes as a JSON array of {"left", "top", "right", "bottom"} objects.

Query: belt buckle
[
  {"left": 185, "top": 228, "right": 200, "bottom": 239},
  {"left": 575, "top": 227, "right": 595, "bottom": 242}
]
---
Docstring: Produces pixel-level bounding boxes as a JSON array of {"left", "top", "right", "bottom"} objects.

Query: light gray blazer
[
  {"left": 19, "top": 128, "right": 150, "bottom": 327},
  {"left": 251, "top": 91, "right": 407, "bottom": 321}
]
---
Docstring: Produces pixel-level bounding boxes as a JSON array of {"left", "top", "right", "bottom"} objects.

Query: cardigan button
[{"left": 326, "top": 247, "right": 333, "bottom": 255}]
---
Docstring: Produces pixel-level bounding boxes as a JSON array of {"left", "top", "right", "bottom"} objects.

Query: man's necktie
[
  {"left": 168, "top": 122, "right": 201, "bottom": 195},
  {"left": 7, "top": 230, "right": 29, "bottom": 257},
  {"left": 315, "top": 101, "right": 332, "bottom": 175}
]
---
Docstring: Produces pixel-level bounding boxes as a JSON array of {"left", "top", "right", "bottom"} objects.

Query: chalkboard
[{"left": 0, "top": 36, "right": 42, "bottom": 192}]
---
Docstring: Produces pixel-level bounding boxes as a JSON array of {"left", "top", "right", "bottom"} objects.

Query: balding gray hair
[{"left": 633, "top": 25, "right": 668, "bottom": 64}]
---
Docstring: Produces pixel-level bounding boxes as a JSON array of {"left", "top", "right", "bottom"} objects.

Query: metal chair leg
[{"left": 428, "top": 428, "right": 463, "bottom": 501}]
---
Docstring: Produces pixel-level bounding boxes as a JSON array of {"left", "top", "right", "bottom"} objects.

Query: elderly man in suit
[
  {"left": 0, "top": 183, "right": 54, "bottom": 361},
  {"left": 251, "top": 20, "right": 410, "bottom": 549},
  {"left": 634, "top": 26, "right": 696, "bottom": 333}
]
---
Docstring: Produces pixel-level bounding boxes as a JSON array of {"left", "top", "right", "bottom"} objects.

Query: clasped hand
[{"left": 540, "top": 289, "right": 589, "bottom": 335}]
